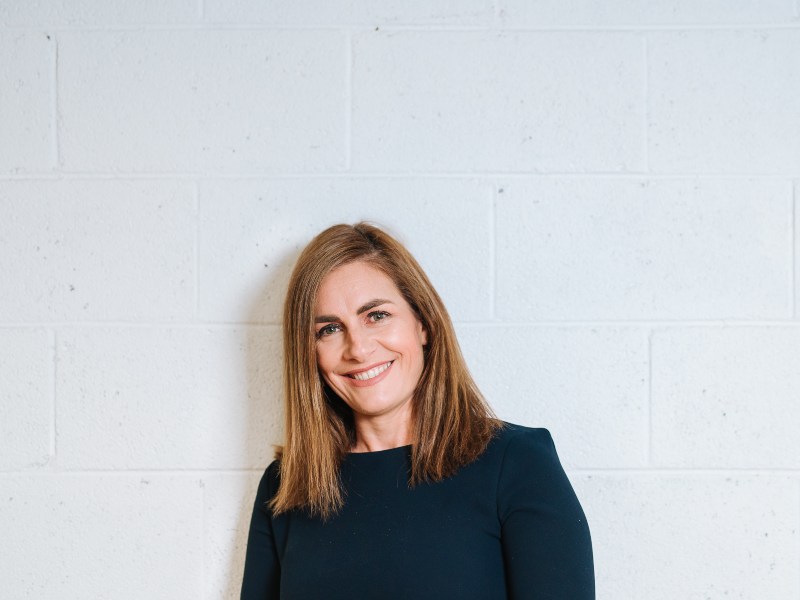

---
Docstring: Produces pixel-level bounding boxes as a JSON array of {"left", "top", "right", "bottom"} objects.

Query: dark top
[{"left": 240, "top": 423, "right": 594, "bottom": 599}]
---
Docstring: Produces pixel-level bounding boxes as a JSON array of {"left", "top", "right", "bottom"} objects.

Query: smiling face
[{"left": 314, "top": 260, "right": 428, "bottom": 425}]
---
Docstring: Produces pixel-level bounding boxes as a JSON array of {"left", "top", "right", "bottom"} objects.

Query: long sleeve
[
  {"left": 497, "top": 429, "right": 595, "bottom": 599},
  {"left": 240, "top": 461, "right": 281, "bottom": 600}
]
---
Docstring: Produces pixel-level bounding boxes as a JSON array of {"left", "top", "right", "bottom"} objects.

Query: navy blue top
[{"left": 240, "top": 423, "right": 594, "bottom": 599}]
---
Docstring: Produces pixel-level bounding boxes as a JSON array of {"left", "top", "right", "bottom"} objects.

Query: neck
[{"left": 350, "top": 400, "right": 414, "bottom": 453}]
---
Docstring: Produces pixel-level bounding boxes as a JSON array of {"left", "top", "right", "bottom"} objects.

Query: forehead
[{"left": 315, "top": 261, "right": 401, "bottom": 310}]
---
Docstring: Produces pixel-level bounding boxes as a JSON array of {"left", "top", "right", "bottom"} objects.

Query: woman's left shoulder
[
  {"left": 492, "top": 421, "right": 558, "bottom": 455},
  {"left": 492, "top": 423, "right": 584, "bottom": 523},
  {"left": 465, "top": 422, "right": 565, "bottom": 484},
  {"left": 488, "top": 421, "right": 565, "bottom": 477}
]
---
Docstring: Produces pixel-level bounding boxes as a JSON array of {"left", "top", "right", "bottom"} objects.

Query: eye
[
  {"left": 368, "top": 310, "right": 390, "bottom": 322},
  {"left": 317, "top": 324, "right": 341, "bottom": 338}
]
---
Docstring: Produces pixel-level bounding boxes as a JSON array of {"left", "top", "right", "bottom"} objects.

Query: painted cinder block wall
[{"left": 1, "top": 1, "right": 799, "bottom": 598}]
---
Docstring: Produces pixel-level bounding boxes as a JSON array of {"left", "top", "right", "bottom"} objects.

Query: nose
[{"left": 343, "top": 325, "right": 373, "bottom": 362}]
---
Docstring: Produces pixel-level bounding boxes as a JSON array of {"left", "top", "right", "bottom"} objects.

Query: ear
[{"left": 419, "top": 321, "right": 428, "bottom": 346}]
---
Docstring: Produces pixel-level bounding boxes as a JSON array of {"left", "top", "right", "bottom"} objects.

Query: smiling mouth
[{"left": 346, "top": 361, "right": 394, "bottom": 381}]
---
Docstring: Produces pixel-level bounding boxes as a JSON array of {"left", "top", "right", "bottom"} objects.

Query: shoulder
[
  {"left": 492, "top": 421, "right": 559, "bottom": 463},
  {"left": 470, "top": 422, "right": 563, "bottom": 487},
  {"left": 492, "top": 422, "right": 566, "bottom": 484},
  {"left": 253, "top": 459, "right": 281, "bottom": 514},
  {"left": 494, "top": 423, "right": 579, "bottom": 520}
]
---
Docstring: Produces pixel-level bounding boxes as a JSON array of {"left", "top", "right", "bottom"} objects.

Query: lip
[
  {"left": 341, "top": 360, "right": 394, "bottom": 388},
  {"left": 343, "top": 361, "right": 393, "bottom": 376}
]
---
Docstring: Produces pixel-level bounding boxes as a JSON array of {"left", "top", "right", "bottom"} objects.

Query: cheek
[
  {"left": 315, "top": 344, "right": 337, "bottom": 377},
  {"left": 398, "top": 331, "right": 425, "bottom": 371},
  {"left": 316, "top": 359, "right": 341, "bottom": 394}
]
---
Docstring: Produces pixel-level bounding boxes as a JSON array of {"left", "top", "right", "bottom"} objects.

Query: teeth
[{"left": 350, "top": 361, "right": 392, "bottom": 381}]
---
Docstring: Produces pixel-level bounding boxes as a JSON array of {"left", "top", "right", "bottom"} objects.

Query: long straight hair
[{"left": 270, "top": 223, "right": 503, "bottom": 519}]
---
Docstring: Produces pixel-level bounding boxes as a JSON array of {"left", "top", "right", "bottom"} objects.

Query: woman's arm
[
  {"left": 240, "top": 462, "right": 281, "bottom": 600},
  {"left": 498, "top": 429, "right": 595, "bottom": 599}
]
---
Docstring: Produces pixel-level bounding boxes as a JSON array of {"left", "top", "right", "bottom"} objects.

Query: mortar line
[
  {"left": 646, "top": 328, "right": 653, "bottom": 466},
  {"left": 2, "top": 24, "right": 800, "bottom": 33},
  {"left": 0, "top": 469, "right": 267, "bottom": 476},
  {"left": 194, "top": 181, "right": 200, "bottom": 322},
  {"left": 793, "top": 181, "right": 797, "bottom": 319},
  {"left": 642, "top": 34, "right": 649, "bottom": 173},
  {"left": 0, "top": 24, "right": 388, "bottom": 33},
  {"left": 344, "top": 31, "right": 353, "bottom": 171},
  {"left": 4, "top": 467, "right": 799, "bottom": 476},
  {"left": 568, "top": 468, "right": 800, "bottom": 475},
  {"left": 49, "top": 329, "right": 57, "bottom": 461},
  {"left": 0, "top": 322, "right": 283, "bottom": 329},
  {"left": 454, "top": 319, "right": 800, "bottom": 327},
  {"left": 4, "top": 319, "right": 800, "bottom": 328},
  {"left": 201, "top": 477, "right": 206, "bottom": 600},
  {"left": 362, "top": 24, "right": 800, "bottom": 32},
  {"left": 3, "top": 171, "right": 800, "bottom": 180},
  {"left": 488, "top": 184, "right": 497, "bottom": 319},
  {"left": 50, "top": 32, "right": 59, "bottom": 170},
  {"left": 795, "top": 475, "right": 800, "bottom": 600}
]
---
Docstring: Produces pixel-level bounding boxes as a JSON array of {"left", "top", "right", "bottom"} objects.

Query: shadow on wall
[{"left": 222, "top": 247, "right": 302, "bottom": 599}]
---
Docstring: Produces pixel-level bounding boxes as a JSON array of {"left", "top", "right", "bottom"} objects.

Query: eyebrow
[{"left": 314, "top": 299, "right": 393, "bottom": 324}]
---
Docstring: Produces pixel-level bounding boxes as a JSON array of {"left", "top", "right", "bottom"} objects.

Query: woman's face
[{"left": 314, "top": 260, "right": 428, "bottom": 421}]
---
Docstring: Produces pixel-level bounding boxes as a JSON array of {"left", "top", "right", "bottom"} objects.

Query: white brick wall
[
  {"left": 572, "top": 475, "right": 800, "bottom": 599},
  {"left": 0, "top": 180, "right": 196, "bottom": 321},
  {"left": 458, "top": 325, "right": 649, "bottom": 469},
  {"left": 58, "top": 31, "right": 348, "bottom": 173},
  {"left": 352, "top": 32, "right": 645, "bottom": 172},
  {"left": 0, "top": 475, "right": 204, "bottom": 599},
  {"left": 198, "top": 178, "right": 493, "bottom": 322},
  {"left": 648, "top": 30, "right": 800, "bottom": 174},
  {"left": 494, "top": 179, "right": 793, "bottom": 320},
  {"left": 0, "top": 33, "right": 53, "bottom": 173},
  {"left": 0, "top": 329, "right": 53, "bottom": 469},
  {"left": 1, "top": 1, "right": 798, "bottom": 598}
]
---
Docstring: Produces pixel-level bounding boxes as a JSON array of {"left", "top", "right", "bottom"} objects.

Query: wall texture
[{"left": 1, "top": 1, "right": 799, "bottom": 598}]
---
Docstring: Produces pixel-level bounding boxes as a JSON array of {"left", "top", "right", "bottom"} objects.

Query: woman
[{"left": 241, "top": 223, "right": 594, "bottom": 599}]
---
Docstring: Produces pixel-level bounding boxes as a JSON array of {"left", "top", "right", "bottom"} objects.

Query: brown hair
[{"left": 270, "top": 222, "right": 503, "bottom": 519}]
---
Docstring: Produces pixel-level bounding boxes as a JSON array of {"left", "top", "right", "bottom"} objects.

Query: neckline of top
[{"left": 348, "top": 444, "right": 412, "bottom": 457}]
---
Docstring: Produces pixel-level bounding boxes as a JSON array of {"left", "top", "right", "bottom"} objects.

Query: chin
[{"left": 350, "top": 397, "right": 407, "bottom": 418}]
